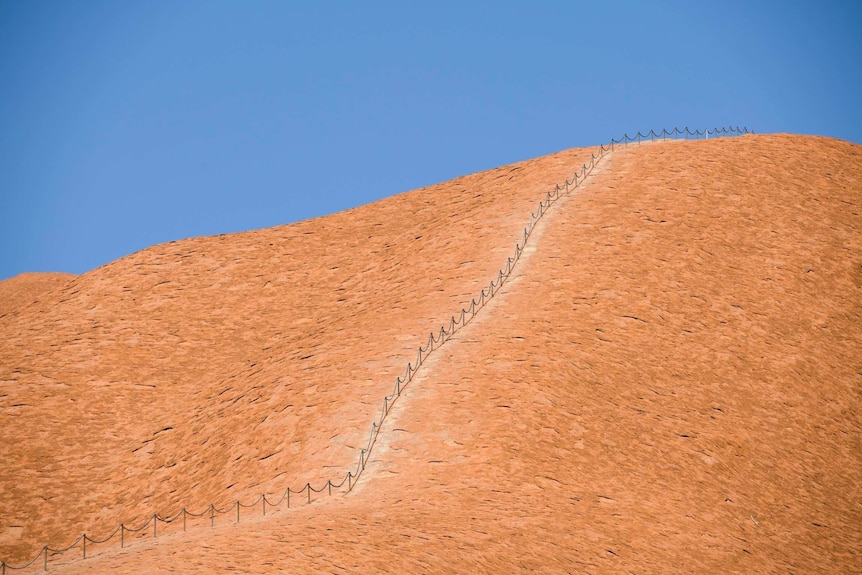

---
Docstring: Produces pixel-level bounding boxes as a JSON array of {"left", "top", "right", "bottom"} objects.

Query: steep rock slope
[
  {"left": 0, "top": 146, "right": 596, "bottom": 563},
  {"left": 50, "top": 134, "right": 861, "bottom": 574}
]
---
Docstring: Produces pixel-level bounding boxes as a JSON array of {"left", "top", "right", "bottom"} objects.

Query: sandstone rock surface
[
  {"left": 1, "top": 134, "right": 860, "bottom": 573},
  {"left": 0, "top": 273, "right": 75, "bottom": 316}
]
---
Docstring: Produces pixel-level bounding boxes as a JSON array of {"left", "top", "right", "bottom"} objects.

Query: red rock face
[{"left": 1, "top": 135, "right": 860, "bottom": 573}]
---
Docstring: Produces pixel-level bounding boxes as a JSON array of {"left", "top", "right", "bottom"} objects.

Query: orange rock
[
  {"left": 0, "top": 272, "right": 75, "bottom": 316},
  {"left": 2, "top": 134, "right": 860, "bottom": 574}
]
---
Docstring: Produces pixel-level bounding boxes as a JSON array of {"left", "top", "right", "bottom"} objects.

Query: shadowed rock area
[{"left": 2, "top": 134, "right": 860, "bottom": 573}]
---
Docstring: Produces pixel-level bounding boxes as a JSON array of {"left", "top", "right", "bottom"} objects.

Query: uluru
[{"left": 1, "top": 131, "right": 860, "bottom": 573}]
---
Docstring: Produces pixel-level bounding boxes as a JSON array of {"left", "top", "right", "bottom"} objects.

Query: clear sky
[{"left": 1, "top": 1, "right": 860, "bottom": 280}]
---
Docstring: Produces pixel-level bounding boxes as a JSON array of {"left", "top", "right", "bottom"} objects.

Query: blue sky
[{"left": 1, "top": 1, "right": 860, "bottom": 280}]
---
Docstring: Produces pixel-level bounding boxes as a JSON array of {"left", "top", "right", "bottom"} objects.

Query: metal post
[
  {"left": 210, "top": 505, "right": 215, "bottom": 528},
  {"left": 83, "top": 536, "right": 86, "bottom": 559},
  {"left": 236, "top": 502, "right": 240, "bottom": 523},
  {"left": 307, "top": 483, "right": 311, "bottom": 504},
  {"left": 287, "top": 488, "right": 291, "bottom": 509},
  {"left": 183, "top": 509, "right": 187, "bottom": 531},
  {"left": 121, "top": 525, "right": 124, "bottom": 548}
]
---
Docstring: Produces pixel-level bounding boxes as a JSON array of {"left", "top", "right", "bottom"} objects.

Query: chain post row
[
  {"left": 345, "top": 126, "right": 750, "bottom": 489},
  {"left": 0, "top": 126, "right": 751, "bottom": 573}
]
